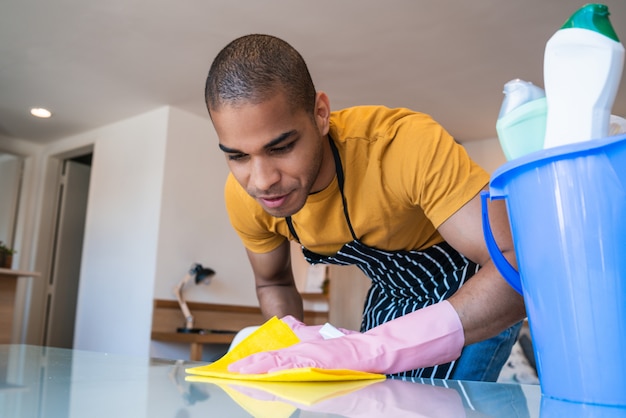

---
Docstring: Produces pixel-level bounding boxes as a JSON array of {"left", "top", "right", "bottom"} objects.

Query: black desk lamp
[{"left": 174, "top": 263, "right": 215, "bottom": 333}]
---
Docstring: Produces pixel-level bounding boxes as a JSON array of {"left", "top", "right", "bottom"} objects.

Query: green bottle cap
[{"left": 561, "top": 3, "right": 620, "bottom": 42}]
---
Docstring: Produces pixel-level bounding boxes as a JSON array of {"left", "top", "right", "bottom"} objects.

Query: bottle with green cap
[{"left": 543, "top": 3, "right": 624, "bottom": 149}]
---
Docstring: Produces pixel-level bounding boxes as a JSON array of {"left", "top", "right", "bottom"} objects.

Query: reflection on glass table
[{"left": 1, "top": 344, "right": 624, "bottom": 418}]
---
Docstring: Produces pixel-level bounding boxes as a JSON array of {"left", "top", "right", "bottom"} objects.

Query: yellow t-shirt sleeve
[{"left": 380, "top": 111, "right": 489, "bottom": 229}]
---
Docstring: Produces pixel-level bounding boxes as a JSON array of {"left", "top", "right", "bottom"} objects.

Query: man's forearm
[
  {"left": 448, "top": 255, "right": 527, "bottom": 345},
  {"left": 256, "top": 283, "right": 304, "bottom": 320},
  {"left": 245, "top": 242, "right": 304, "bottom": 320}
]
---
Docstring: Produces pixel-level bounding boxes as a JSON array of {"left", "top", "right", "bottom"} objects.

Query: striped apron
[{"left": 286, "top": 137, "right": 480, "bottom": 379}]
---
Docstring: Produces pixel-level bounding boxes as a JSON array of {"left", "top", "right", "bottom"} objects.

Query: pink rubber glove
[
  {"left": 229, "top": 301, "right": 464, "bottom": 375},
  {"left": 280, "top": 316, "right": 358, "bottom": 342}
]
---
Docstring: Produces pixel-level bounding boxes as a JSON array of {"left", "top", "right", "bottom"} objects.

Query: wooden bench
[{"left": 151, "top": 299, "right": 328, "bottom": 360}]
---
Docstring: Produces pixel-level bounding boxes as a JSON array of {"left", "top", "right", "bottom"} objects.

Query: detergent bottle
[
  {"left": 543, "top": 3, "right": 625, "bottom": 149},
  {"left": 496, "top": 79, "right": 547, "bottom": 160}
]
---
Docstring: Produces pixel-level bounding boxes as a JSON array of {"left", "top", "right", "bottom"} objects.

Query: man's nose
[{"left": 250, "top": 158, "right": 280, "bottom": 191}]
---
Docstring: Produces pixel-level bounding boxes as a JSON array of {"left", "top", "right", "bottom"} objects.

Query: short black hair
[{"left": 205, "top": 34, "right": 316, "bottom": 116}]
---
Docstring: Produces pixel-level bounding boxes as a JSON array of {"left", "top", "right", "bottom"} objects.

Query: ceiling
[{"left": 2, "top": 0, "right": 626, "bottom": 145}]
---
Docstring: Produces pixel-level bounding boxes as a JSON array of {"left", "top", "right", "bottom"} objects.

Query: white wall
[
  {"left": 72, "top": 108, "right": 170, "bottom": 355},
  {"left": 152, "top": 107, "right": 257, "bottom": 306},
  {"left": 462, "top": 137, "right": 507, "bottom": 175},
  {"left": 0, "top": 155, "right": 22, "bottom": 247},
  {"left": 72, "top": 106, "right": 258, "bottom": 357},
  {"left": 0, "top": 137, "right": 48, "bottom": 343},
  {"left": 150, "top": 107, "right": 258, "bottom": 360},
  {"left": 0, "top": 135, "right": 45, "bottom": 272}
]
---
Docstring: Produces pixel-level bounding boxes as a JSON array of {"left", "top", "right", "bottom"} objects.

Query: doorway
[{"left": 42, "top": 153, "right": 92, "bottom": 348}]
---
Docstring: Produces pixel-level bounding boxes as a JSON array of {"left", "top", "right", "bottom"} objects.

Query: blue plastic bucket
[
  {"left": 481, "top": 133, "right": 626, "bottom": 406},
  {"left": 540, "top": 396, "right": 626, "bottom": 417}
]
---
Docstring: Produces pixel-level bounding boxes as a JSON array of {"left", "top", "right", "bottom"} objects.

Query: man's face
[{"left": 211, "top": 92, "right": 329, "bottom": 217}]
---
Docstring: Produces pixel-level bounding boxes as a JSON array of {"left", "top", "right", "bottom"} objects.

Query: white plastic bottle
[
  {"left": 543, "top": 3, "right": 624, "bottom": 149},
  {"left": 496, "top": 79, "right": 547, "bottom": 160}
]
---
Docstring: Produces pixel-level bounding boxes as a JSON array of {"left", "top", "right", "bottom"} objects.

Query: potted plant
[{"left": 0, "top": 241, "right": 16, "bottom": 269}]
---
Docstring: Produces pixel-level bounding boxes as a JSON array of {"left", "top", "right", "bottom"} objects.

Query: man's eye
[
  {"left": 227, "top": 153, "right": 247, "bottom": 161},
  {"left": 271, "top": 142, "right": 295, "bottom": 154}
]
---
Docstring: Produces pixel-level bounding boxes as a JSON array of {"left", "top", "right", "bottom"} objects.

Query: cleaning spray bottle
[
  {"left": 543, "top": 3, "right": 624, "bottom": 149},
  {"left": 496, "top": 79, "right": 547, "bottom": 160}
]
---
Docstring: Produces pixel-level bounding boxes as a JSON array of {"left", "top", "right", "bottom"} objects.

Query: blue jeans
[{"left": 451, "top": 321, "right": 523, "bottom": 382}]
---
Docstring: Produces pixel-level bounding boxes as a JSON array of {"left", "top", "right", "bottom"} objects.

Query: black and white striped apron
[{"left": 286, "top": 137, "right": 480, "bottom": 379}]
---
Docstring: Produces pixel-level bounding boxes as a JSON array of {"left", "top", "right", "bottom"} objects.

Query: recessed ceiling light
[{"left": 30, "top": 107, "right": 52, "bottom": 118}]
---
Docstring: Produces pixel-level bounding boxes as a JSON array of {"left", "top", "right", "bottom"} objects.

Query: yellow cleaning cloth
[
  {"left": 215, "top": 383, "right": 297, "bottom": 418},
  {"left": 190, "top": 376, "right": 381, "bottom": 418},
  {"left": 185, "top": 316, "right": 386, "bottom": 382},
  {"left": 187, "top": 375, "right": 381, "bottom": 406}
]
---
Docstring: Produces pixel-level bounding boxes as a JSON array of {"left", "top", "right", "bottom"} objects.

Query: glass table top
[{"left": 0, "top": 344, "right": 623, "bottom": 418}]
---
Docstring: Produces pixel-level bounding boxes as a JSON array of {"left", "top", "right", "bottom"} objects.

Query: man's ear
[{"left": 314, "top": 91, "right": 331, "bottom": 136}]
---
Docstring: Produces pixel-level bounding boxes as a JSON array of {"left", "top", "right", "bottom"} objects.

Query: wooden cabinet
[{"left": 0, "top": 269, "right": 40, "bottom": 344}]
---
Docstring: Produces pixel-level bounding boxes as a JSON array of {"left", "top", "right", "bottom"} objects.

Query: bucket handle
[{"left": 480, "top": 191, "right": 523, "bottom": 295}]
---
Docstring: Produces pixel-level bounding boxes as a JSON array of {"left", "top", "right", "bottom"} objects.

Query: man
[{"left": 205, "top": 34, "right": 526, "bottom": 381}]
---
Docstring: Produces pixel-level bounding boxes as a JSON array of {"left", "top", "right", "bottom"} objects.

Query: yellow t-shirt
[{"left": 224, "top": 106, "right": 489, "bottom": 256}]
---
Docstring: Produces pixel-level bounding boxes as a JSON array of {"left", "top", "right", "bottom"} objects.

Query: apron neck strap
[{"left": 286, "top": 135, "right": 357, "bottom": 243}]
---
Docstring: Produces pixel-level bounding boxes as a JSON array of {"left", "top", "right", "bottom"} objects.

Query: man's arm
[
  {"left": 246, "top": 240, "right": 304, "bottom": 320},
  {"left": 227, "top": 187, "right": 527, "bottom": 376},
  {"left": 438, "top": 187, "right": 527, "bottom": 345}
]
